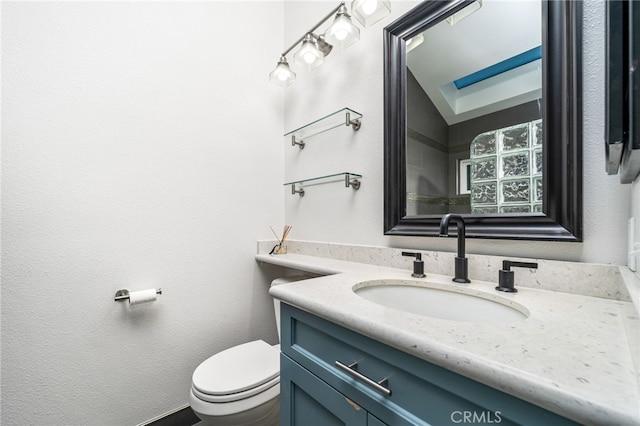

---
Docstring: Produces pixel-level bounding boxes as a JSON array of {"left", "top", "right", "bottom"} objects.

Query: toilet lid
[{"left": 192, "top": 340, "right": 279, "bottom": 397}]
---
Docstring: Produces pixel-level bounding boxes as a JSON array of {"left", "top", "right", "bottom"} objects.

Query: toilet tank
[{"left": 271, "top": 275, "right": 314, "bottom": 341}]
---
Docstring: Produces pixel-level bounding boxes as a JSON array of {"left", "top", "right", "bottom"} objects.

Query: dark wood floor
[{"left": 148, "top": 407, "right": 199, "bottom": 426}]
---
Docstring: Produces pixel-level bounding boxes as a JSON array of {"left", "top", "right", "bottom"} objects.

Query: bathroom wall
[
  {"left": 2, "top": 2, "right": 285, "bottom": 425},
  {"left": 283, "top": 0, "right": 633, "bottom": 266},
  {"left": 406, "top": 70, "right": 450, "bottom": 215}
]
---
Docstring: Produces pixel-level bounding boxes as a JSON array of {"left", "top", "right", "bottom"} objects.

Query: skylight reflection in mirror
[{"left": 405, "top": 0, "right": 542, "bottom": 216}]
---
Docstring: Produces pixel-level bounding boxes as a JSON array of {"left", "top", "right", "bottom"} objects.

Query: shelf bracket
[
  {"left": 345, "top": 112, "right": 361, "bottom": 131},
  {"left": 291, "top": 135, "right": 305, "bottom": 149},
  {"left": 291, "top": 183, "right": 305, "bottom": 196},
  {"left": 345, "top": 174, "right": 361, "bottom": 190}
]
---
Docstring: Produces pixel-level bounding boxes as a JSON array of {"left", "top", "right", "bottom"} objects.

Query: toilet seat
[
  {"left": 192, "top": 340, "right": 280, "bottom": 404},
  {"left": 189, "top": 381, "right": 280, "bottom": 419},
  {"left": 192, "top": 376, "right": 279, "bottom": 403}
]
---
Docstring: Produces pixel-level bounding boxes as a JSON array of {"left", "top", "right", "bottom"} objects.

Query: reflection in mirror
[
  {"left": 383, "top": 0, "right": 583, "bottom": 240},
  {"left": 405, "top": 0, "right": 543, "bottom": 216}
]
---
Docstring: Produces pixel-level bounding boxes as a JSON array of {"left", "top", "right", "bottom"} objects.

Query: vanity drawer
[{"left": 280, "top": 303, "right": 578, "bottom": 426}]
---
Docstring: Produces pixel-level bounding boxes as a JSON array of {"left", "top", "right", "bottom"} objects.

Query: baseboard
[{"left": 137, "top": 404, "right": 200, "bottom": 426}]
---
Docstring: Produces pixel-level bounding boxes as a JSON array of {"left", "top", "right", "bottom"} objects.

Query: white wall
[
  {"left": 283, "top": 0, "right": 633, "bottom": 266},
  {"left": 1, "top": 2, "right": 285, "bottom": 424}
]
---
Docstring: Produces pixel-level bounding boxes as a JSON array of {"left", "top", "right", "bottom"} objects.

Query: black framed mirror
[{"left": 384, "top": 0, "right": 582, "bottom": 241}]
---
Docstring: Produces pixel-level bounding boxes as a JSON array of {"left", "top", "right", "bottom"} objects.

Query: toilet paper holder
[{"left": 114, "top": 288, "right": 162, "bottom": 301}]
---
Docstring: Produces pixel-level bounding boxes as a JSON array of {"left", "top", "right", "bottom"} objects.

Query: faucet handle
[
  {"left": 401, "top": 252, "right": 426, "bottom": 278},
  {"left": 496, "top": 260, "right": 538, "bottom": 292},
  {"left": 402, "top": 251, "right": 422, "bottom": 261},
  {"left": 502, "top": 260, "right": 538, "bottom": 271}
]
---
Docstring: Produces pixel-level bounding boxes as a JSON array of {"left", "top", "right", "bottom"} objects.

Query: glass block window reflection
[{"left": 470, "top": 119, "right": 542, "bottom": 214}]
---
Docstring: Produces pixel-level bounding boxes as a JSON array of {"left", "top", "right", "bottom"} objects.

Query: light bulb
[
  {"left": 269, "top": 56, "right": 296, "bottom": 87},
  {"left": 294, "top": 35, "right": 324, "bottom": 70},
  {"left": 361, "top": 0, "right": 377, "bottom": 15},
  {"left": 351, "top": 0, "right": 391, "bottom": 27},
  {"left": 325, "top": 9, "right": 360, "bottom": 49},
  {"left": 303, "top": 52, "right": 316, "bottom": 64},
  {"left": 335, "top": 29, "right": 348, "bottom": 41}
]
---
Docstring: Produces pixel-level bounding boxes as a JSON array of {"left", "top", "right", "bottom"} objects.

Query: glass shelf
[
  {"left": 284, "top": 172, "right": 362, "bottom": 196},
  {"left": 284, "top": 108, "right": 362, "bottom": 149}
]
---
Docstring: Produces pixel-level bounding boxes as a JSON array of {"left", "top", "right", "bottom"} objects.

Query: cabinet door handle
[{"left": 334, "top": 360, "right": 392, "bottom": 397}]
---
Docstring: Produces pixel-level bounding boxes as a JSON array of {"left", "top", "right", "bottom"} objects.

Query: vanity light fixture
[
  {"left": 269, "top": 1, "right": 390, "bottom": 87},
  {"left": 268, "top": 56, "right": 296, "bottom": 87},
  {"left": 315, "top": 35, "right": 334, "bottom": 57},
  {"left": 325, "top": 4, "right": 360, "bottom": 49},
  {"left": 446, "top": 0, "right": 482, "bottom": 25},
  {"left": 294, "top": 34, "right": 325, "bottom": 70},
  {"left": 351, "top": 0, "right": 391, "bottom": 27},
  {"left": 406, "top": 33, "right": 424, "bottom": 53}
]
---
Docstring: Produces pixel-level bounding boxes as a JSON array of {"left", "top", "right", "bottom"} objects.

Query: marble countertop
[{"left": 256, "top": 252, "right": 640, "bottom": 426}]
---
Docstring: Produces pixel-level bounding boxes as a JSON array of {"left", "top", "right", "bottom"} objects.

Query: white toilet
[{"left": 189, "top": 276, "right": 311, "bottom": 425}]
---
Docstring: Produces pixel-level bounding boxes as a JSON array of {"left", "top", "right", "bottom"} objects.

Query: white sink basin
[{"left": 354, "top": 280, "right": 528, "bottom": 324}]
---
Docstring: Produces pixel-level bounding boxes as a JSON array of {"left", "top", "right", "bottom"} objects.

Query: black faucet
[
  {"left": 496, "top": 260, "right": 538, "bottom": 292},
  {"left": 439, "top": 214, "right": 470, "bottom": 283},
  {"left": 401, "top": 251, "right": 426, "bottom": 278}
]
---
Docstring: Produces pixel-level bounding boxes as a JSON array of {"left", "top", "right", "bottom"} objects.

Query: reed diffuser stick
[
  {"left": 269, "top": 225, "right": 292, "bottom": 255},
  {"left": 270, "top": 226, "right": 281, "bottom": 242},
  {"left": 282, "top": 225, "right": 292, "bottom": 243}
]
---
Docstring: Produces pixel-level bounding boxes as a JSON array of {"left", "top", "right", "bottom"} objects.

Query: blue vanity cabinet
[
  {"left": 279, "top": 303, "right": 579, "bottom": 426},
  {"left": 281, "top": 354, "right": 383, "bottom": 425}
]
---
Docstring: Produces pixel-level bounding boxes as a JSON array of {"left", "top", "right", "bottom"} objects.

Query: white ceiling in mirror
[{"left": 407, "top": 0, "right": 542, "bottom": 125}]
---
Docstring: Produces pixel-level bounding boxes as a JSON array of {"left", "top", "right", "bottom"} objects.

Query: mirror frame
[{"left": 383, "top": 0, "right": 583, "bottom": 241}]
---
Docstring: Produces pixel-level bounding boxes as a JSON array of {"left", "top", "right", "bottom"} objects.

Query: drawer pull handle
[{"left": 334, "top": 360, "right": 392, "bottom": 397}]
